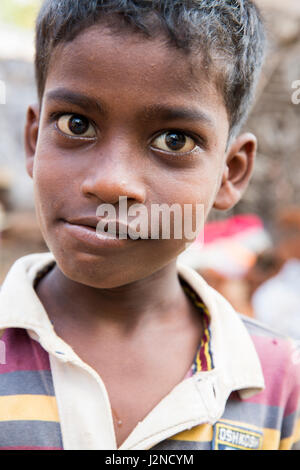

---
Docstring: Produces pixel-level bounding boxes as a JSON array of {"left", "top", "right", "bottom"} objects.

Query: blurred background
[{"left": 0, "top": 0, "right": 300, "bottom": 338}]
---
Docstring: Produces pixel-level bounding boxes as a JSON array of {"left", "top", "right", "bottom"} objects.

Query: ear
[
  {"left": 24, "top": 104, "right": 40, "bottom": 179},
  {"left": 213, "top": 132, "right": 257, "bottom": 211}
]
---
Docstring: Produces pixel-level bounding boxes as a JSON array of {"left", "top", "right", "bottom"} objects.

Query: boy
[{"left": 0, "top": 0, "right": 299, "bottom": 450}]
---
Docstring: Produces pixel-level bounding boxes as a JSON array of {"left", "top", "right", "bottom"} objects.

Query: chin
[{"left": 52, "top": 249, "right": 142, "bottom": 289}]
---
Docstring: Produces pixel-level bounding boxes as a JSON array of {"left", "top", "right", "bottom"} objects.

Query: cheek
[
  {"left": 33, "top": 147, "right": 73, "bottom": 228},
  {"left": 148, "top": 174, "right": 218, "bottom": 247},
  {"left": 169, "top": 166, "right": 221, "bottom": 215}
]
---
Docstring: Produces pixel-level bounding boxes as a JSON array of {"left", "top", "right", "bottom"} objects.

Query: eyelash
[
  {"left": 50, "top": 111, "right": 97, "bottom": 139},
  {"left": 49, "top": 112, "right": 207, "bottom": 153},
  {"left": 150, "top": 129, "right": 206, "bottom": 154}
]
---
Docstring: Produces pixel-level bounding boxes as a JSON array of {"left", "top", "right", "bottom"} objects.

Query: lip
[
  {"left": 67, "top": 216, "right": 150, "bottom": 237},
  {"left": 62, "top": 217, "right": 142, "bottom": 250}
]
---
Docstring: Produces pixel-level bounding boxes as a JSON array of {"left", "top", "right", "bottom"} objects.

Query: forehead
[{"left": 44, "top": 25, "right": 228, "bottom": 132}]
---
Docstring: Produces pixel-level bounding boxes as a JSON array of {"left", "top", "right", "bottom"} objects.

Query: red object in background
[
  {"left": 178, "top": 213, "right": 271, "bottom": 279},
  {"left": 201, "top": 214, "right": 264, "bottom": 245}
]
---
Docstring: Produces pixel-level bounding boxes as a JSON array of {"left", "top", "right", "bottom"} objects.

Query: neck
[{"left": 35, "top": 261, "right": 195, "bottom": 334}]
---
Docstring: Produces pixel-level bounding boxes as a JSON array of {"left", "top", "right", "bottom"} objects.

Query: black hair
[{"left": 35, "top": 0, "right": 266, "bottom": 138}]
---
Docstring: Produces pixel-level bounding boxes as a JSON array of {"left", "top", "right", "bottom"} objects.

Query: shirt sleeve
[{"left": 279, "top": 339, "right": 300, "bottom": 450}]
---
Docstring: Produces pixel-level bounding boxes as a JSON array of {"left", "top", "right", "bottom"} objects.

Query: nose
[{"left": 80, "top": 143, "right": 147, "bottom": 206}]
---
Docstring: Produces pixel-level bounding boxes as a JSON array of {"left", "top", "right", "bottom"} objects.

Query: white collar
[{"left": 0, "top": 253, "right": 264, "bottom": 401}]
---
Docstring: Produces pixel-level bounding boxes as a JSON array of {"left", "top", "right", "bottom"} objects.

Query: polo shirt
[{"left": 0, "top": 252, "right": 299, "bottom": 450}]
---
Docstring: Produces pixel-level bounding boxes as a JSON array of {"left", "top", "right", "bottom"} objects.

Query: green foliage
[{"left": 0, "top": 0, "right": 41, "bottom": 30}]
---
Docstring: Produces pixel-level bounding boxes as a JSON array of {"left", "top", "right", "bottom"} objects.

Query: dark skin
[{"left": 25, "top": 26, "right": 257, "bottom": 448}]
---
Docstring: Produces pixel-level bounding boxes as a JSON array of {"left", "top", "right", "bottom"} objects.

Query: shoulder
[
  {"left": 236, "top": 315, "right": 300, "bottom": 449},
  {"left": 241, "top": 313, "right": 291, "bottom": 341},
  {"left": 241, "top": 314, "right": 300, "bottom": 372},
  {"left": 241, "top": 314, "right": 299, "bottom": 356},
  {"left": 240, "top": 314, "right": 300, "bottom": 408}
]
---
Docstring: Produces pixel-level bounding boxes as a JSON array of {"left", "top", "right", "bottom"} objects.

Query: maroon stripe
[
  {"left": 198, "top": 328, "right": 208, "bottom": 371},
  {"left": 0, "top": 328, "right": 50, "bottom": 373},
  {"left": 230, "top": 334, "right": 300, "bottom": 411},
  {"left": 197, "top": 309, "right": 211, "bottom": 372},
  {"left": 0, "top": 446, "right": 63, "bottom": 450}
]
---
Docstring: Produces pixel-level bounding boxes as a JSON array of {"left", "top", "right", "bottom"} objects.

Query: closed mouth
[{"left": 64, "top": 217, "right": 142, "bottom": 239}]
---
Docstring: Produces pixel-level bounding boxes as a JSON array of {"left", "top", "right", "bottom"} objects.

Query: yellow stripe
[
  {"left": 294, "top": 417, "right": 300, "bottom": 442},
  {"left": 195, "top": 300, "right": 210, "bottom": 318},
  {"left": 261, "top": 428, "right": 280, "bottom": 450},
  {"left": 170, "top": 423, "right": 213, "bottom": 442},
  {"left": 183, "top": 286, "right": 210, "bottom": 317},
  {"left": 183, "top": 283, "right": 212, "bottom": 372},
  {"left": 182, "top": 284, "right": 210, "bottom": 318},
  {"left": 279, "top": 417, "right": 300, "bottom": 449},
  {"left": 203, "top": 327, "right": 212, "bottom": 371},
  {"left": 183, "top": 285, "right": 196, "bottom": 300},
  {"left": 0, "top": 329, "right": 5, "bottom": 340},
  {"left": 196, "top": 348, "right": 202, "bottom": 371},
  {"left": 194, "top": 299, "right": 205, "bottom": 309},
  {"left": 279, "top": 436, "right": 294, "bottom": 450},
  {"left": 0, "top": 395, "right": 59, "bottom": 422}
]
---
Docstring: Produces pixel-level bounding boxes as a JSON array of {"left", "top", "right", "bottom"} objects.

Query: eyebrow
[
  {"left": 45, "top": 88, "right": 215, "bottom": 128},
  {"left": 45, "top": 88, "right": 107, "bottom": 116},
  {"left": 139, "top": 104, "right": 216, "bottom": 129}
]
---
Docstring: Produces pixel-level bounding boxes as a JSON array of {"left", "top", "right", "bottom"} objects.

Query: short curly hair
[{"left": 35, "top": 0, "right": 266, "bottom": 138}]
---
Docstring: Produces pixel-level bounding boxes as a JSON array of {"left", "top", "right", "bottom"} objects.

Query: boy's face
[{"left": 25, "top": 25, "right": 256, "bottom": 288}]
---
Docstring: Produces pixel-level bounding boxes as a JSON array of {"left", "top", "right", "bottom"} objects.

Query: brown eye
[
  {"left": 57, "top": 114, "right": 96, "bottom": 138},
  {"left": 151, "top": 131, "right": 197, "bottom": 153}
]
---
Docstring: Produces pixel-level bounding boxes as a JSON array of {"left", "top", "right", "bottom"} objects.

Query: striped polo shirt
[
  {"left": 0, "top": 328, "right": 62, "bottom": 450},
  {"left": 0, "top": 253, "right": 299, "bottom": 450},
  {"left": 153, "top": 317, "right": 300, "bottom": 450}
]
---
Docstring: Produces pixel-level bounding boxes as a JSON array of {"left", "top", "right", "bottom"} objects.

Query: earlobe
[
  {"left": 213, "top": 133, "right": 257, "bottom": 211},
  {"left": 24, "top": 104, "right": 40, "bottom": 179}
]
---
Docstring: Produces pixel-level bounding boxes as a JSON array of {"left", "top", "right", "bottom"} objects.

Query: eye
[
  {"left": 56, "top": 114, "right": 96, "bottom": 138},
  {"left": 151, "top": 131, "right": 197, "bottom": 154}
]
